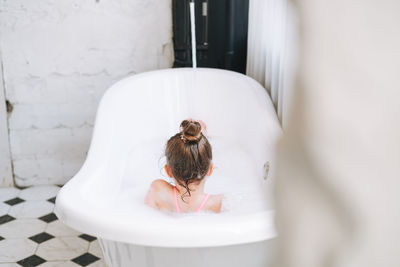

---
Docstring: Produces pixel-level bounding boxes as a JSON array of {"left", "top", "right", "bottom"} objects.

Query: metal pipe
[{"left": 189, "top": 0, "right": 197, "bottom": 68}]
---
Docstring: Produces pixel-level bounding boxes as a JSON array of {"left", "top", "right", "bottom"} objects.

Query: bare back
[{"left": 145, "top": 179, "right": 223, "bottom": 213}]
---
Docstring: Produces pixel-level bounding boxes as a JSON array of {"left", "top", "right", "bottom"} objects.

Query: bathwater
[{"left": 112, "top": 134, "right": 275, "bottom": 219}]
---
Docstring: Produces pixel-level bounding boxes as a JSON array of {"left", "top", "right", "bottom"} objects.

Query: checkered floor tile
[{"left": 0, "top": 186, "right": 106, "bottom": 266}]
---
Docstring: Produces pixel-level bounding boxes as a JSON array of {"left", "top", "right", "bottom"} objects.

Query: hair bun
[{"left": 180, "top": 120, "right": 202, "bottom": 142}]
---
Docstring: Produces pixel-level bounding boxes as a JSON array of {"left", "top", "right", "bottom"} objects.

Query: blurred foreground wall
[
  {"left": 0, "top": 0, "right": 173, "bottom": 186},
  {"left": 275, "top": 0, "right": 400, "bottom": 266}
]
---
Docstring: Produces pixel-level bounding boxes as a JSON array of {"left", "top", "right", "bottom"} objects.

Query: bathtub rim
[{"left": 55, "top": 185, "right": 277, "bottom": 248}]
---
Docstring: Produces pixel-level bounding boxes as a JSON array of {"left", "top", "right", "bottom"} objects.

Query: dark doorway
[{"left": 172, "top": 0, "right": 250, "bottom": 74}]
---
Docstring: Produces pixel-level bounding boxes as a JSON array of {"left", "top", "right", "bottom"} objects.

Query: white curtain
[{"left": 246, "top": 0, "right": 297, "bottom": 126}]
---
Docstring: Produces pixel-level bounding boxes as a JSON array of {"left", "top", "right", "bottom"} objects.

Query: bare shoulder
[
  {"left": 208, "top": 194, "right": 224, "bottom": 213},
  {"left": 149, "top": 179, "right": 171, "bottom": 191},
  {"left": 145, "top": 179, "right": 173, "bottom": 208}
]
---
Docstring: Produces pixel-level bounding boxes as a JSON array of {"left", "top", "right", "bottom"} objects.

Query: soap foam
[{"left": 113, "top": 136, "right": 273, "bottom": 218}]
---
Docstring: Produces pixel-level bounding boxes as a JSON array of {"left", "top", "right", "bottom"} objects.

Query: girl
[{"left": 145, "top": 119, "right": 223, "bottom": 213}]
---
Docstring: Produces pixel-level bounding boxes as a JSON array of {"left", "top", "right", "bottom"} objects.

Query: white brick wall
[
  {"left": 0, "top": 54, "right": 13, "bottom": 187},
  {"left": 0, "top": 0, "right": 174, "bottom": 186}
]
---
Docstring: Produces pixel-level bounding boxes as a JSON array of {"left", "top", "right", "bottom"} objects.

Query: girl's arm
[
  {"left": 144, "top": 179, "right": 170, "bottom": 209},
  {"left": 144, "top": 183, "right": 158, "bottom": 209}
]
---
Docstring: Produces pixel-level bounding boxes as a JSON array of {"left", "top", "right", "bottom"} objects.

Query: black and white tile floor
[{"left": 0, "top": 186, "right": 106, "bottom": 267}]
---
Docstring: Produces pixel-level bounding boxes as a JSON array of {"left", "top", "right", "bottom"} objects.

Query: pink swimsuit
[{"left": 173, "top": 186, "right": 210, "bottom": 213}]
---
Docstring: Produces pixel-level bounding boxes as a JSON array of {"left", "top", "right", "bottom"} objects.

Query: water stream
[{"left": 190, "top": 1, "right": 197, "bottom": 68}]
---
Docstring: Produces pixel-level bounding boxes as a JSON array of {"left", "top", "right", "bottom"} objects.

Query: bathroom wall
[
  {"left": 0, "top": 54, "right": 13, "bottom": 187},
  {"left": 0, "top": 0, "right": 174, "bottom": 187}
]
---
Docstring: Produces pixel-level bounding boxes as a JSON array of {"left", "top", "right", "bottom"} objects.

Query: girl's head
[{"left": 165, "top": 120, "right": 213, "bottom": 198}]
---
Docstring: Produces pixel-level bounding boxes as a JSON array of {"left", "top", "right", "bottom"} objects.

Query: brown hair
[{"left": 165, "top": 120, "right": 212, "bottom": 201}]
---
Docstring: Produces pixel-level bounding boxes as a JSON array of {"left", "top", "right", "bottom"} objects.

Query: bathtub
[{"left": 55, "top": 68, "right": 282, "bottom": 267}]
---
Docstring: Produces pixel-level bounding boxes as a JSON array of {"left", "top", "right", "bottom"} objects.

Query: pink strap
[
  {"left": 174, "top": 187, "right": 210, "bottom": 213},
  {"left": 173, "top": 187, "right": 181, "bottom": 213},
  {"left": 196, "top": 194, "right": 210, "bottom": 213}
]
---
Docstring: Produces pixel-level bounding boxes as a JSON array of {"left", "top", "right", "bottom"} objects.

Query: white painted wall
[{"left": 0, "top": 0, "right": 174, "bottom": 186}]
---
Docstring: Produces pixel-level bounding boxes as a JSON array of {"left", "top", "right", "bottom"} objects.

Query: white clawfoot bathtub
[{"left": 55, "top": 68, "right": 282, "bottom": 267}]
